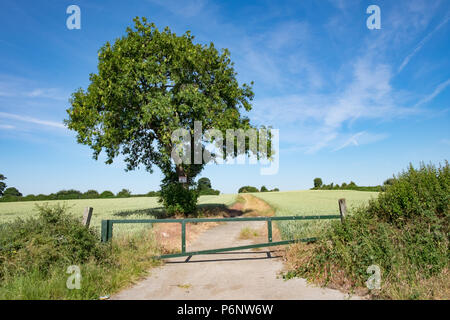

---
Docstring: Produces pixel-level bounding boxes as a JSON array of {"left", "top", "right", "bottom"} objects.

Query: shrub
[
  {"left": 287, "top": 161, "right": 450, "bottom": 299},
  {"left": 146, "top": 191, "right": 160, "bottom": 197},
  {"left": 159, "top": 183, "right": 199, "bottom": 215},
  {"left": 238, "top": 186, "right": 259, "bottom": 193},
  {"left": 117, "top": 189, "right": 131, "bottom": 198},
  {"left": 83, "top": 189, "right": 100, "bottom": 199},
  {"left": 0, "top": 204, "right": 107, "bottom": 280},
  {"left": 100, "top": 190, "right": 114, "bottom": 198},
  {"left": 55, "top": 189, "right": 82, "bottom": 200},
  {"left": 260, "top": 186, "right": 269, "bottom": 192},
  {"left": 367, "top": 162, "right": 449, "bottom": 225}
]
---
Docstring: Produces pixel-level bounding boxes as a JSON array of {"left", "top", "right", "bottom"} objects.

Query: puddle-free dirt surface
[{"left": 112, "top": 195, "right": 363, "bottom": 300}]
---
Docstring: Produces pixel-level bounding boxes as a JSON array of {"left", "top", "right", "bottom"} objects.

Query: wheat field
[
  {"left": 0, "top": 194, "right": 237, "bottom": 236},
  {"left": 253, "top": 190, "right": 379, "bottom": 239}
]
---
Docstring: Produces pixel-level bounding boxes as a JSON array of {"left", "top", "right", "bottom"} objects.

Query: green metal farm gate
[{"left": 101, "top": 214, "right": 342, "bottom": 259}]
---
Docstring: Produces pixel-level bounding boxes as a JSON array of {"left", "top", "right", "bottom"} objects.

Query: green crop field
[
  {"left": 0, "top": 194, "right": 236, "bottom": 236},
  {"left": 254, "top": 190, "right": 379, "bottom": 239}
]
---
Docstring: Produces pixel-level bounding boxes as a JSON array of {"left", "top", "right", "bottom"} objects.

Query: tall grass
[{"left": 0, "top": 203, "right": 162, "bottom": 299}]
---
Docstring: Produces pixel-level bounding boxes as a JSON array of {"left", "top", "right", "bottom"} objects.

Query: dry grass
[{"left": 239, "top": 227, "right": 259, "bottom": 239}]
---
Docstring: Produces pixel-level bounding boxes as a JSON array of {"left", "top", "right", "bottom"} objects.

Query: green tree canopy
[
  {"left": 117, "top": 189, "right": 131, "bottom": 198},
  {"left": 65, "top": 17, "right": 257, "bottom": 214},
  {"left": 65, "top": 17, "right": 254, "bottom": 181},
  {"left": 3, "top": 187, "right": 22, "bottom": 197},
  {"left": 313, "top": 177, "right": 323, "bottom": 188},
  {"left": 100, "top": 190, "right": 115, "bottom": 198},
  {"left": 197, "top": 177, "right": 212, "bottom": 191}
]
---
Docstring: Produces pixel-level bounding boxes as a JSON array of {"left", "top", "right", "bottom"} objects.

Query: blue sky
[{"left": 0, "top": 0, "right": 449, "bottom": 195}]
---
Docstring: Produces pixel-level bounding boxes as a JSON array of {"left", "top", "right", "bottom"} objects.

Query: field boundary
[{"left": 101, "top": 214, "right": 342, "bottom": 259}]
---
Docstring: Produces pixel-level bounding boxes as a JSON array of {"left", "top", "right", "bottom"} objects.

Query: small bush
[
  {"left": 0, "top": 203, "right": 107, "bottom": 281},
  {"left": 159, "top": 183, "right": 199, "bottom": 216},
  {"left": 238, "top": 186, "right": 259, "bottom": 193},
  {"left": 100, "top": 190, "right": 114, "bottom": 198},
  {"left": 367, "top": 162, "right": 449, "bottom": 225}
]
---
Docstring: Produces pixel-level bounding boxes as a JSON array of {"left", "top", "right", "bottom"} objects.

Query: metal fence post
[
  {"left": 181, "top": 220, "right": 186, "bottom": 253},
  {"left": 107, "top": 220, "right": 113, "bottom": 241},
  {"left": 101, "top": 220, "right": 108, "bottom": 242},
  {"left": 267, "top": 218, "right": 273, "bottom": 242}
]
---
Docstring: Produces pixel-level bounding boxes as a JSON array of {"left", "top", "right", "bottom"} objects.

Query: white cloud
[
  {"left": 333, "top": 131, "right": 388, "bottom": 152},
  {"left": 0, "top": 124, "right": 15, "bottom": 130},
  {"left": 251, "top": 55, "right": 415, "bottom": 153},
  {"left": 0, "top": 112, "right": 65, "bottom": 129},
  {"left": 413, "top": 78, "right": 450, "bottom": 108}
]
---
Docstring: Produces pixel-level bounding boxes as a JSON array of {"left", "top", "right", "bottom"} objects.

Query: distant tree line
[
  {"left": 0, "top": 185, "right": 161, "bottom": 202},
  {"left": 0, "top": 173, "right": 222, "bottom": 202},
  {"left": 238, "top": 185, "right": 279, "bottom": 193},
  {"left": 311, "top": 177, "right": 395, "bottom": 192}
]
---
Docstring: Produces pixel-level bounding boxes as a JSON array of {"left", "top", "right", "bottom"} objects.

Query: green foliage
[
  {"left": 311, "top": 179, "right": 382, "bottom": 192},
  {"left": 100, "top": 190, "right": 114, "bottom": 198},
  {"left": 159, "top": 183, "right": 199, "bottom": 215},
  {"left": 116, "top": 189, "right": 132, "bottom": 198},
  {"left": 0, "top": 204, "right": 161, "bottom": 299},
  {"left": 83, "top": 190, "right": 100, "bottom": 199},
  {"left": 313, "top": 178, "right": 323, "bottom": 188},
  {"left": 0, "top": 174, "right": 6, "bottom": 196},
  {"left": 260, "top": 186, "right": 269, "bottom": 192},
  {"left": 196, "top": 177, "right": 220, "bottom": 196},
  {"left": 197, "top": 177, "right": 212, "bottom": 190},
  {"left": 55, "top": 189, "right": 82, "bottom": 200},
  {"left": 238, "top": 186, "right": 259, "bottom": 193},
  {"left": 64, "top": 17, "right": 257, "bottom": 213},
  {"left": 367, "top": 162, "right": 449, "bottom": 225},
  {"left": 289, "top": 161, "right": 450, "bottom": 299},
  {"left": 0, "top": 204, "right": 107, "bottom": 281},
  {"left": 3, "top": 187, "right": 22, "bottom": 197}
]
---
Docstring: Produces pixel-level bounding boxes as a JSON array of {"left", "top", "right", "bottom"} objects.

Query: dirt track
[{"left": 112, "top": 195, "right": 362, "bottom": 300}]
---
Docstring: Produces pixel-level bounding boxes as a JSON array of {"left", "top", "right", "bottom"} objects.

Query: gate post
[
  {"left": 267, "top": 218, "right": 273, "bottom": 242},
  {"left": 181, "top": 220, "right": 186, "bottom": 253}
]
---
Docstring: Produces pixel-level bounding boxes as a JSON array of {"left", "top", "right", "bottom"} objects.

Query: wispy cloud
[
  {"left": 398, "top": 15, "right": 450, "bottom": 73},
  {"left": 0, "top": 123, "right": 15, "bottom": 130},
  {"left": 0, "top": 112, "right": 65, "bottom": 129},
  {"left": 414, "top": 78, "right": 450, "bottom": 108},
  {"left": 252, "top": 56, "right": 414, "bottom": 153},
  {"left": 0, "top": 75, "right": 68, "bottom": 101},
  {"left": 333, "top": 131, "right": 388, "bottom": 152}
]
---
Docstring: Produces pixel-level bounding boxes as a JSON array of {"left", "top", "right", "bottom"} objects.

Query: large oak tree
[{"left": 65, "top": 17, "right": 257, "bottom": 213}]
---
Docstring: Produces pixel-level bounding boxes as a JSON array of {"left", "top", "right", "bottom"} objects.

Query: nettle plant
[{"left": 65, "top": 17, "right": 269, "bottom": 214}]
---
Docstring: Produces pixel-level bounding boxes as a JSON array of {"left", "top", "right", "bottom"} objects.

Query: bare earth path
[{"left": 112, "top": 196, "right": 362, "bottom": 300}]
